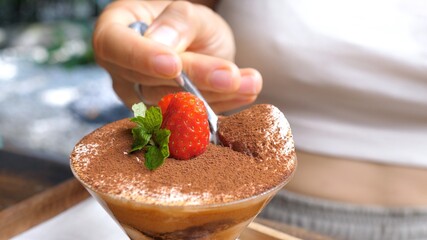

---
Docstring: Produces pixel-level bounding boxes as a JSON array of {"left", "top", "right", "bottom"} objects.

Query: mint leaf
[
  {"left": 130, "top": 103, "right": 170, "bottom": 170},
  {"left": 130, "top": 127, "right": 151, "bottom": 152},
  {"left": 132, "top": 102, "right": 147, "bottom": 117},
  {"left": 154, "top": 128, "right": 170, "bottom": 158},
  {"left": 130, "top": 116, "right": 146, "bottom": 128},
  {"left": 143, "top": 107, "right": 162, "bottom": 131},
  {"left": 145, "top": 146, "right": 165, "bottom": 170}
]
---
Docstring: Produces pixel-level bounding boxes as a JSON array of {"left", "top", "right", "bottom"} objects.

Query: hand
[{"left": 93, "top": 0, "right": 262, "bottom": 113}]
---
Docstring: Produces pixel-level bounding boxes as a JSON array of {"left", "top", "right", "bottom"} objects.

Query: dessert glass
[{"left": 70, "top": 155, "right": 296, "bottom": 240}]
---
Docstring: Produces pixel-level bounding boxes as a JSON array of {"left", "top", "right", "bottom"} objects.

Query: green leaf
[
  {"left": 132, "top": 102, "right": 147, "bottom": 117},
  {"left": 130, "top": 127, "right": 151, "bottom": 152},
  {"left": 129, "top": 102, "right": 171, "bottom": 170},
  {"left": 145, "top": 146, "right": 165, "bottom": 170},
  {"left": 154, "top": 129, "right": 171, "bottom": 158},
  {"left": 143, "top": 107, "right": 162, "bottom": 132},
  {"left": 130, "top": 107, "right": 162, "bottom": 133},
  {"left": 130, "top": 116, "right": 147, "bottom": 130}
]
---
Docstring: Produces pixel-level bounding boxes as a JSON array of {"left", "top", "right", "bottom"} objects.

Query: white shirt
[{"left": 217, "top": 0, "right": 427, "bottom": 167}]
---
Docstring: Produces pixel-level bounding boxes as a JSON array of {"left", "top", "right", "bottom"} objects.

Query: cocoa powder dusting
[
  {"left": 71, "top": 110, "right": 296, "bottom": 206},
  {"left": 218, "top": 104, "right": 295, "bottom": 162}
]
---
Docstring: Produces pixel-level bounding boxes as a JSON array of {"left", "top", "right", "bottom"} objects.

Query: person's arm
[{"left": 93, "top": 0, "right": 262, "bottom": 113}]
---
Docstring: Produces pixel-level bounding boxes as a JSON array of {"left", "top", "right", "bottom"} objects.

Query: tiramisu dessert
[{"left": 70, "top": 92, "right": 296, "bottom": 240}]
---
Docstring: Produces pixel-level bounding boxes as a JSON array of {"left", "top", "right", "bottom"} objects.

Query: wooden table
[{"left": 0, "top": 150, "right": 332, "bottom": 240}]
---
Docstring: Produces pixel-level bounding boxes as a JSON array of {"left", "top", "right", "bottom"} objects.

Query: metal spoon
[{"left": 129, "top": 21, "right": 219, "bottom": 144}]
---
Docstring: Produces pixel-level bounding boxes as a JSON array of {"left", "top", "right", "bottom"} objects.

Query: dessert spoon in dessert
[{"left": 129, "top": 21, "right": 220, "bottom": 144}]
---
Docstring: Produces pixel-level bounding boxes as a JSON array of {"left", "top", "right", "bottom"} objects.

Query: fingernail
[
  {"left": 239, "top": 74, "right": 258, "bottom": 94},
  {"left": 153, "top": 54, "right": 177, "bottom": 77},
  {"left": 210, "top": 70, "right": 232, "bottom": 90},
  {"left": 148, "top": 25, "right": 179, "bottom": 47}
]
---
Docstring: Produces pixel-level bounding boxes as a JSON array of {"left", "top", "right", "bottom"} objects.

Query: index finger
[{"left": 93, "top": 1, "right": 182, "bottom": 78}]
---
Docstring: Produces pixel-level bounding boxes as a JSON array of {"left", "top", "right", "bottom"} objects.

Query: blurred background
[{"left": 0, "top": 0, "right": 132, "bottom": 164}]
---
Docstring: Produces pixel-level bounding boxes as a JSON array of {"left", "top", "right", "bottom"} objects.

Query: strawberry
[
  {"left": 160, "top": 92, "right": 210, "bottom": 160},
  {"left": 158, "top": 93, "right": 175, "bottom": 116}
]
